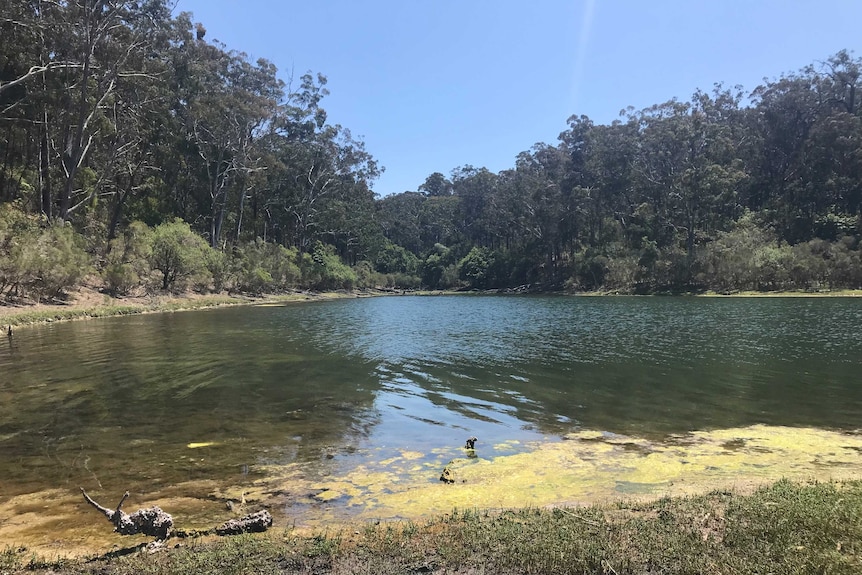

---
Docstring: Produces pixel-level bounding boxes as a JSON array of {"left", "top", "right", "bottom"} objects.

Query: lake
[{"left": 2, "top": 295, "right": 862, "bottom": 554}]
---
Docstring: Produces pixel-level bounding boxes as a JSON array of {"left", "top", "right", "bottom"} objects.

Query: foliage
[
  {"left": 148, "top": 219, "right": 213, "bottom": 292},
  {"left": 233, "top": 240, "right": 301, "bottom": 294},
  {"left": 301, "top": 241, "right": 357, "bottom": 290},
  {"left": 374, "top": 240, "right": 420, "bottom": 275},
  {"left": 457, "top": 246, "right": 494, "bottom": 289},
  {"left": 0, "top": 205, "right": 89, "bottom": 301},
  {"left": 103, "top": 221, "right": 153, "bottom": 295},
  {"left": 1, "top": 1, "right": 862, "bottom": 294},
  {"left": 421, "top": 243, "right": 459, "bottom": 290}
]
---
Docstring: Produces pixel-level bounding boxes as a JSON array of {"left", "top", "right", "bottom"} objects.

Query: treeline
[
  {"left": 1, "top": 1, "right": 861, "bottom": 300},
  {"left": 377, "top": 52, "right": 862, "bottom": 293},
  {"left": 0, "top": 0, "right": 392, "bottom": 300}
]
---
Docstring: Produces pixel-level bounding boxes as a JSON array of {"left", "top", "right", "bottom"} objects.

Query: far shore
[
  {"left": 2, "top": 286, "right": 861, "bottom": 329},
  {"left": 0, "top": 286, "right": 393, "bottom": 329}
]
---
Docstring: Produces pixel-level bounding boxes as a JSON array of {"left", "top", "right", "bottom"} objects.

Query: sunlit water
[{"left": 1, "top": 295, "right": 861, "bottom": 553}]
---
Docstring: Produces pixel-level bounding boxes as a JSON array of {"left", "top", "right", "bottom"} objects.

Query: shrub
[
  {"left": 0, "top": 205, "right": 90, "bottom": 301},
  {"left": 374, "top": 241, "right": 420, "bottom": 275},
  {"left": 103, "top": 221, "right": 153, "bottom": 295},
  {"left": 458, "top": 246, "right": 493, "bottom": 289},
  {"left": 148, "top": 219, "right": 212, "bottom": 292},
  {"left": 421, "top": 243, "right": 459, "bottom": 289},
  {"left": 233, "top": 240, "right": 301, "bottom": 293},
  {"left": 0, "top": 204, "right": 39, "bottom": 297},
  {"left": 300, "top": 242, "right": 357, "bottom": 290},
  {"left": 24, "top": 224, "right": 90, "bottom": 300}
]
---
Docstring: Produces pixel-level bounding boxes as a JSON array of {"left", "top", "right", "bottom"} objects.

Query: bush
[
  {"left": 103, "top": 221, "right": 153, "bottom": 295},
  {"left": 421, "top": 243, "right": 459, "bottom": 289},
  {"left": 352, "top": 260, "right": 378, "bottom": 288},
  {"left": 205, "top": 248, "right": 231, "bottom": 292},
  {"left": 233, "top": 240, "right": 301, "bottom": 293},
  {"left": 0, "top": 204, "right": 39, "bottom": 297},
  {"left": 0, "top": 205, "right": 90, "bottom": 301},
  {"left": 374, "top": 241, "right": 420, "bottom": 275},
  {"left": 300, "top": 242, "right": 357, "bottom": 290},
  {"left": 458, "top": 246, "right": 494, "bottom": 289},
  {"left": 24, "top": 224, "right": 90, "bottom": 300},
  {"left": 149, "top": 219, "right": 212, "bottom": 292}
]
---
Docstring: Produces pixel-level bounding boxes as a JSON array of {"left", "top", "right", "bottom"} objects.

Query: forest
[{"left": 2, "top": 0, "right": 861, "bottom": 301}]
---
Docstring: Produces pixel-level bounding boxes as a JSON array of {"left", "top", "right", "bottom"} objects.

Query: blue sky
[{"left": 175, "top": 1, "right": 862, "bottom": 197}]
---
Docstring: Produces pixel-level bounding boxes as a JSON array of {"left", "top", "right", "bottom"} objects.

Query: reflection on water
[{"left": 1, "top": 295, "right": 861, "bottom": 553}]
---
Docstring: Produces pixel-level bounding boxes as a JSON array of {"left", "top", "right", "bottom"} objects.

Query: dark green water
[{"left": 1, "top": 295, "right": 861, "bottom": 504}]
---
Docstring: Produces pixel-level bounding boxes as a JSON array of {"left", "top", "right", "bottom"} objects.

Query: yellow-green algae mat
[
  {"left": 3, "top": 424, "right": 862, "bottom": 557},
  {"left": 241, "top": 424, "right": 862, "bottom": 530}
]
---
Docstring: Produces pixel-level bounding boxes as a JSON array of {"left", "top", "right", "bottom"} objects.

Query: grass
[
  {"left": 0, "top": 295, "right": 245, "bottom": 327},
  {"left": 2, "top": 479, "right": 861, "bottom": 574},
  {"left": 0, "top": 291, "right": 368, "bottom": 328}
]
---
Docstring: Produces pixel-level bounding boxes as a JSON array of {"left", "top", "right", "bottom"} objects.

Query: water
[{"left": 1, "top": 295, "right": 861, "bottom": 550}]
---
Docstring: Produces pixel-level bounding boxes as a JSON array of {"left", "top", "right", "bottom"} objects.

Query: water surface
[{"left": 1, "top": 295, "right": 861, "bottom": 552}]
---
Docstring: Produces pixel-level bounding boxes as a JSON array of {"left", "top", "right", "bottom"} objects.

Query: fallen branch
[
  {"left": 215, "top": 510, "right": 273, "bottom": 535},
  {"left": 80, "top": 488, "right": 173, "bottom": 540},
  {"left": 81, "top": 489, "right": 273, "bottom": 542}
]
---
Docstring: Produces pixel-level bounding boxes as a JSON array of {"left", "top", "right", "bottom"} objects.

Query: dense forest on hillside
[{"left": 2, "top": 1, "right": 861, "bottom": 301}]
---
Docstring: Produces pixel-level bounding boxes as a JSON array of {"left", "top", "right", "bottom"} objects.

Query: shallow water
[{"left": 1, "top": 295, "right": 861, "bottom": 554}]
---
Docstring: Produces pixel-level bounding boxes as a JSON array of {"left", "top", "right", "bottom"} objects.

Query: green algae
[
  {"left": 250, "top": 424, "right": 862, "bottom": 526},
  {"left": 5, "top": 424, "right": 862, "bottom": 558}
]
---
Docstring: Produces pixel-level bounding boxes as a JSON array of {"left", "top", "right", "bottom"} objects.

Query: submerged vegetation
[
  {"left": 2, "top": 479, "right": 862, "bottom": 574},
  {"left": 2, "top": 2, "right": 862, "bottom": 300}
]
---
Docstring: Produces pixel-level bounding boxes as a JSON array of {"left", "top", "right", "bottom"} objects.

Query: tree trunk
[{"left": 39, "top": 113, "right": 51, "bottom": 220}]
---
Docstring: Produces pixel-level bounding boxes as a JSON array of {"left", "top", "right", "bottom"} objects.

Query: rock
[{"left": 440, "top": 467, "right": 455, "bottom": 484}]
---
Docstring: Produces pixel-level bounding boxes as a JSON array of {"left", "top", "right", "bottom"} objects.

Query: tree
[
  {"left": 418, "top": 172, "right": 452, "bottom": 197},
  {"left": 458, "top": 246, "right": 494, "bottom": 289},
  {"left": 149, "top": 219, "right": 212, "bottom": 291},
  {"left": 172, "top": 22, "right": 283, "bottom": 248}
]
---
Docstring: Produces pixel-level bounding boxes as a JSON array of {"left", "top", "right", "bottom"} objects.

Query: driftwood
[
  {"left": 80, "top": 488, "right": 173, "bottom": 540},
  {"left": 81, "top": 489, "right": 272, "bottom": 542},
  {"left": 215, "top": 510, "right": 273, "bottom": 535}
]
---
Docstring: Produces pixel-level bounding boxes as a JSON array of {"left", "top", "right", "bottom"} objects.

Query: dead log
[
  {"left": 80, "top": 488, "right": 173, "bottom": 540},
  {"left": 82, "top": 489, "right": 274, "bottom": 542},
  {"left": 215, "top": 510, "right": 273, "bottom": 535}
]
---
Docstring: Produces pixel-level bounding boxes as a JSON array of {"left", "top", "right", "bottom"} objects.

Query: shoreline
[
  {"left": 3, "top": 423, "right": 862, "bottom": 561},
  {"left": 0, "top": 287, "right": 377, "bottom": 329},
  {"left": 3, "top": 287, "right": 860, "bottom": 329},
  {"left": 2, "top": 478, "right": 861, "bottom": 574}
]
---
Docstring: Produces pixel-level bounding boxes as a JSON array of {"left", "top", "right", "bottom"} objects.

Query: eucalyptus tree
[
  {"left": 575, "top": 119, "right": 640, "bottom": 249},
  {"left": 507, "top": 144, "right": 572, "bottom": 282},
  {"left": 417, "top": 194, "right": 461, "bottom": 253},
  {"left": 271, "top": 124, "right": 378, "bottom": 254},
  {"left": 747, "top": 68, "right": 822, "bottom": 242},
  {"left": 451, "top": 165, "right": 502, "bottom": 249},
  {"left": 418, "top": 171, "right": 453, "bottom": 197},
  {"left": 802, "top": 51, "right": 862, "bottom": 235},
  {"left": 244, "top": 72, "right": 382, "bottom": 259},
  {"left": 623, "top": 88, "right": 748, "bottom": 287},
  {"left": 54, "top": 1, "right": 173, "bottom": 223},
  {"left": 376, "top": 191, "right": 426, "bottom": 255},
  {"left": 170, "top": 19, "right": 283, "bottom": 248},
  {"left": 0, "top": 0, "right": 172, "bottom": 222}
]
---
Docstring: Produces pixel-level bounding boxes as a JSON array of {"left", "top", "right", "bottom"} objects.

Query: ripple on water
[{"left": 1, "top": 295, "right": 861, "bottom": 555}]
